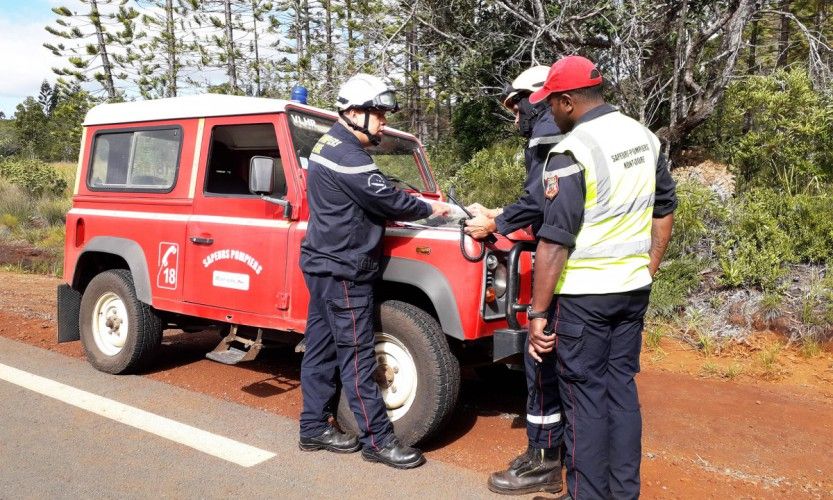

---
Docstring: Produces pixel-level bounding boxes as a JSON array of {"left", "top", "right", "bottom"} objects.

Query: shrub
[
  {"left": 705, "top": 69, "right": 833, "bottom": 193},
  {"left": 0, "top": 157, "right": 68, "bottom": 197},
  {"left": 650, "top": 255, "right": 703, "bottom": 319},
  {"left": 426, "top": 140, "right": 464, "bottom": 194},
  {"left": 451, "top": 137, "right": 526, "bottom": 208},
  {"left": 716, "top": 189, "right": 792, "bottom": 290},
  {"left": 666, "top": 180, "right": 728, "bottom": 260},
  {"left": 774, "top": 194, "right": 833, "bottom": 264}
]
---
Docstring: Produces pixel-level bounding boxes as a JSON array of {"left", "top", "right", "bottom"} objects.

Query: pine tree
[
  {"left": 44, "top": 0, "right": 142, "bottom": 100},
  {"left": 38, "top": 81, "right": 59, "bottom": 116},
  {"left": 134, "top": 0, "right": 198, "bottom": 98}
]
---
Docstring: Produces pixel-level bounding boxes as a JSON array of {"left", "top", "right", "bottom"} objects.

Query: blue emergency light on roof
[{"left": 291, "top": 85, "right": 308, "bottom": 104}]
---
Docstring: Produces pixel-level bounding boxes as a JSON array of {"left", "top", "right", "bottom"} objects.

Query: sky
[
  {"left": 0, "top": 0, "right": 70, "bottom": 117},
  {"left": 0, "top": 0, "right": 298, "bottom": 119}
]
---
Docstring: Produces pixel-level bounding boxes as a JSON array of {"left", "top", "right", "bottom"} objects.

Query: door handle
[{"left": 189, "top": 236, "right": 214, "bottom": 245}]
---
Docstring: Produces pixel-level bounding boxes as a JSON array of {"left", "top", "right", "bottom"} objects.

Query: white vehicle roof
[
  {"left": 82, "top": 94, "right": 414, "bottom": 139},
  {"left": 83, "top": 93, "right": 331, "bottom": 126}
]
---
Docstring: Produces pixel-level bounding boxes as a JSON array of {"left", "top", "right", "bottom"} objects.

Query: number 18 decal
[{"left": 157, "top": 242, "right": 179, "bottom": 290}]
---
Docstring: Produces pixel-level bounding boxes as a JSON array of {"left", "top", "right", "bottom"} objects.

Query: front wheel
[
  {"left": 79, "top": 269, "right": 163, "bottom": 374},
  {"left": 337, "top": 300, "right": 460, "bottom": 446}
]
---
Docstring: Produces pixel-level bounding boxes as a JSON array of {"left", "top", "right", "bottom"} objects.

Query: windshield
[{"left": 287, "top": 110, "right": 436, "bottom": 192}]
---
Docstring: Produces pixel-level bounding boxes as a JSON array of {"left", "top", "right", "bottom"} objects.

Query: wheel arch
[
  {"left": 381, "top": 257, "right": 464, "bottom": 340},
  {"left": 73, "top": 237, "right": 152, "bottom": 305}
]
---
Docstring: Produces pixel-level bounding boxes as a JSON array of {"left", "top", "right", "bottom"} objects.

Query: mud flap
[
  {"left": 205, "top": 325, "right": 263, "bottom": 365},
  {"left": 492, "top": 328, "right": 527, "bottom": 362},
  {"left": 57, "top": 284, "right": 82, "bottom": 343}
]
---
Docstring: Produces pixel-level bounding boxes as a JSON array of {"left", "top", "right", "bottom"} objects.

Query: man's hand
[
  {"left": 429, "top": 201, "right": 452, "bottom": 217},
  {"left": 466, "top": 203, "right": 500, "bottom": 218},
  {"left": 528, "top": 317, "right": 555, "bottom": 362},
  {"left": 464, "top": 214, "right": 497, "bottom": 240}
]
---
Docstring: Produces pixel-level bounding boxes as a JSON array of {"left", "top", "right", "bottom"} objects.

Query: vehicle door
[{"left": 183, "top": 115, "right": 292, "bottom": 318}]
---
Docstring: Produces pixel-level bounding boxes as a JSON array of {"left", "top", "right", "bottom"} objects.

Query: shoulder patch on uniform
[
  {"left": 544, "top": 172, "right": 559, "bottom": 200},
  {"left": 367, "top": 173, "right": 388, "bottom": 193}
]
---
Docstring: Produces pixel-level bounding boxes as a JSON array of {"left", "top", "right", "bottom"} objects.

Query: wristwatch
[{"left": 526, "top": 306, "right": 549, "bottom": 321}]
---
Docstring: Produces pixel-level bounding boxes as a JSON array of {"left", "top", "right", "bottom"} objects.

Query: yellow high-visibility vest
[{"left": 543, "top": 110, "right": 660, "bottom": 295}]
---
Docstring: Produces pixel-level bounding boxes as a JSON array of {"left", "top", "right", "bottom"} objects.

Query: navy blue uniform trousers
[
  {"left": 299, "top": 273, "right": 393, "bottom": 450},
  {"left": 551, "top": 289, "right": 650, "bottom": 500},
  {"left": 524, "top": 337, "right": 564, "bottom": 449}
]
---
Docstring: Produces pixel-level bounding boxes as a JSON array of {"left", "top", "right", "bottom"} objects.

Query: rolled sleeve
[
  {"left": 653, "top": 154, "right": 678, "bottom": 218},
  {"left": 537, "top": 153, "right": 585, "bottom": 248},
  {"left": 494, "top": 160, "right": 544, "bottom": 235}
]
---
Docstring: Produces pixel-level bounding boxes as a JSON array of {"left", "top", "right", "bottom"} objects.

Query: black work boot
[
  {"left": 298, "top": 423, "right": 361, "bottom": 453},
  {"left": 487, "top": 446, "right": 563, "bottom": 495},
  {"left": 361, "top": 436, "right": 426, "bottom": 469}
]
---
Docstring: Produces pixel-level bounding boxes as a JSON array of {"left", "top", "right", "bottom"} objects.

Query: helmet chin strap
[
  {"left": 341, "top": 110, "right": 382, "bottom": 146},
  {"left": 518, "top": 99, "right": 547, "bottom": 138}
]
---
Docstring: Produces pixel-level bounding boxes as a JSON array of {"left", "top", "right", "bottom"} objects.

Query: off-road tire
[
  {"left": 79, "top": 269, "right": 163, "bottom": 374},
  {"left": 337, "top": 300, "right": 461, "bottom": 446}
]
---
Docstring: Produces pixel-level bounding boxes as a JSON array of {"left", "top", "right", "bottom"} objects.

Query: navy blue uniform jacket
[
  {"left": 300, "top": 122, "right": 433, "bottom": 282},
  {"left": 495, "top": 110, "right": 562, "bottom": 236}
]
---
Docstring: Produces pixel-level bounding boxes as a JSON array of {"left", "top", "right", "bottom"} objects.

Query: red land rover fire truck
[{"left": 57, "top": 94, "right": 535, "bottom": 445}]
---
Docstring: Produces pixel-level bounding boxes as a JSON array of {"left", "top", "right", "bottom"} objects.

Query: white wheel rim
[
  {"left": 91, "top": 292, "right": 129, "bottom": 357},
  {"left": 374, "top": 332, "right": 418, "bottom": 422}
]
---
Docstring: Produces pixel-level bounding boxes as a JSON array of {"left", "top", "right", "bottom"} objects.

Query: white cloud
[{"left": 0, "top": 17, "right": 61, "bottom": 111}]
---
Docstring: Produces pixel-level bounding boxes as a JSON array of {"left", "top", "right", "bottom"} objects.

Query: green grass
[
  {"left": 800, "top": 338, "right": 822, "bottom": 358},
  {"left": 644, "top": 324, "right": 667, "bottom": 351},
  {"left": 0, "top": 163, "right": 71, "bottom": 277},
  {"left": 701, "top": 361, "right": 744, "bottom": 380},
  {"left": 756, "top": 343, "right": 784, "bottom": 379}
]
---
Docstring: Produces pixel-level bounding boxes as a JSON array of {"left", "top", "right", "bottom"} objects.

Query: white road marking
[{"left": 0, "top": 362, "right": 276, "bottom": 467}]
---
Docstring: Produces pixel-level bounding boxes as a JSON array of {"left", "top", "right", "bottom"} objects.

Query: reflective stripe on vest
[{"left": 544, "top": 111, "right": 659, "bottom": 294}]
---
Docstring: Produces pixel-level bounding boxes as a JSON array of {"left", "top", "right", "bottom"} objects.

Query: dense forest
[{"left": 1, "top": 0, "right": 833, "bottom": 350}]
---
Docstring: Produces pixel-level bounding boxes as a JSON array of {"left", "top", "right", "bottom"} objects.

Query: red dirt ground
[{"left": 1, "top": 270, "right": 832, "bottom": 498}]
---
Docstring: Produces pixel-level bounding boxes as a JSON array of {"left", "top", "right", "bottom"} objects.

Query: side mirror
[
  {"left": 249, "top": 155, "right": 292, "bottom": 218},
  {"left": 249, "top": 156, "right": 275, "bottom": 195}
]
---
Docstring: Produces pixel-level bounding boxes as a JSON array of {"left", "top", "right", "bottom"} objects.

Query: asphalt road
[{"left": 0, "top": 336, "right": 512, "bottom": 499}]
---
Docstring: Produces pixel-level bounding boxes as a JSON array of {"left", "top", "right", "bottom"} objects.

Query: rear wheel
[
  {"left": 79, "top": 269, "right": 163, "bottom": 374},
  {"left": 337, "top": 300, "right": 460, "bottom": 446}
]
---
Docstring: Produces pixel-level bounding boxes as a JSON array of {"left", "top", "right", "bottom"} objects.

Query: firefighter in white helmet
[
  {"left": 462, "top": 65, "right": 566, "bottom": 494},
  {"left": 465, "top": 65, "right": 563, "bottom": 239},
  {"left": 298, "top": 73, "right": 448, "bottom": 469}
]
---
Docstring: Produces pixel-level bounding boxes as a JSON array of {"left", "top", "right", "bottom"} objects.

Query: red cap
[{"left": 529, "top": 55, "right": 603, "bottom": 104}]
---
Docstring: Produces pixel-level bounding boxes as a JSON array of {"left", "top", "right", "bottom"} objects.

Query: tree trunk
[
  {"left": 295, "top": 0, "right": 304, "bottom": 84},
  {"left": 166, "top": 0, "right": 177, "bottom": 97},
  {"left": 324, "top": 0, "right": 333, "bottom": 88},
  {"left": 346, "top": 0, "right": 354, "bottom": 72},
  {"left": 252, "top": 0, "right": 261, "bottom": 96},
  {"left": 668, "top": 0, "right": 689, "bottom": 158},
  {"left": 90, "top": 0, "right": 117, "bottom": 99},
  {"left": 224, "top": 0, "right": 238, "bottom": 92},
  {"left": 742, "top": 11, "right": 760, "bottom": 134},
  {"left": 776, "top": 0, "right": 791, "bottom": 68}
]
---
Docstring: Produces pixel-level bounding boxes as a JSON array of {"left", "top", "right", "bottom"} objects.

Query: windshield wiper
[{"left": 386, "top": 175, "right": 423, "bottom": 193}]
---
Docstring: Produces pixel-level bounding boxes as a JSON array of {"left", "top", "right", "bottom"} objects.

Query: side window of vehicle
[
  {"left": 88, "top": 128, "right": 181, "bottom": 191},
  {"left": 204, "top": 123, "right": 285, "bottom": 197}
]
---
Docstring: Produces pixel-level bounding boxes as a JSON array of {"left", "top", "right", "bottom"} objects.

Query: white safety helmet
[
  {"left": 336, "top": 73, "right": 399, "bottom": 113},
  {"left": 502, "top": 65, "right": 550, "bottom": 109}
]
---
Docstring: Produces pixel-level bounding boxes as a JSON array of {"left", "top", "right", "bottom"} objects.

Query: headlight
[
  {"left": 486, "top": 254, "right": 498, "bottom": 271},
  {"left": 494, "top": 264, "right": 508, "bottom": 298}
]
